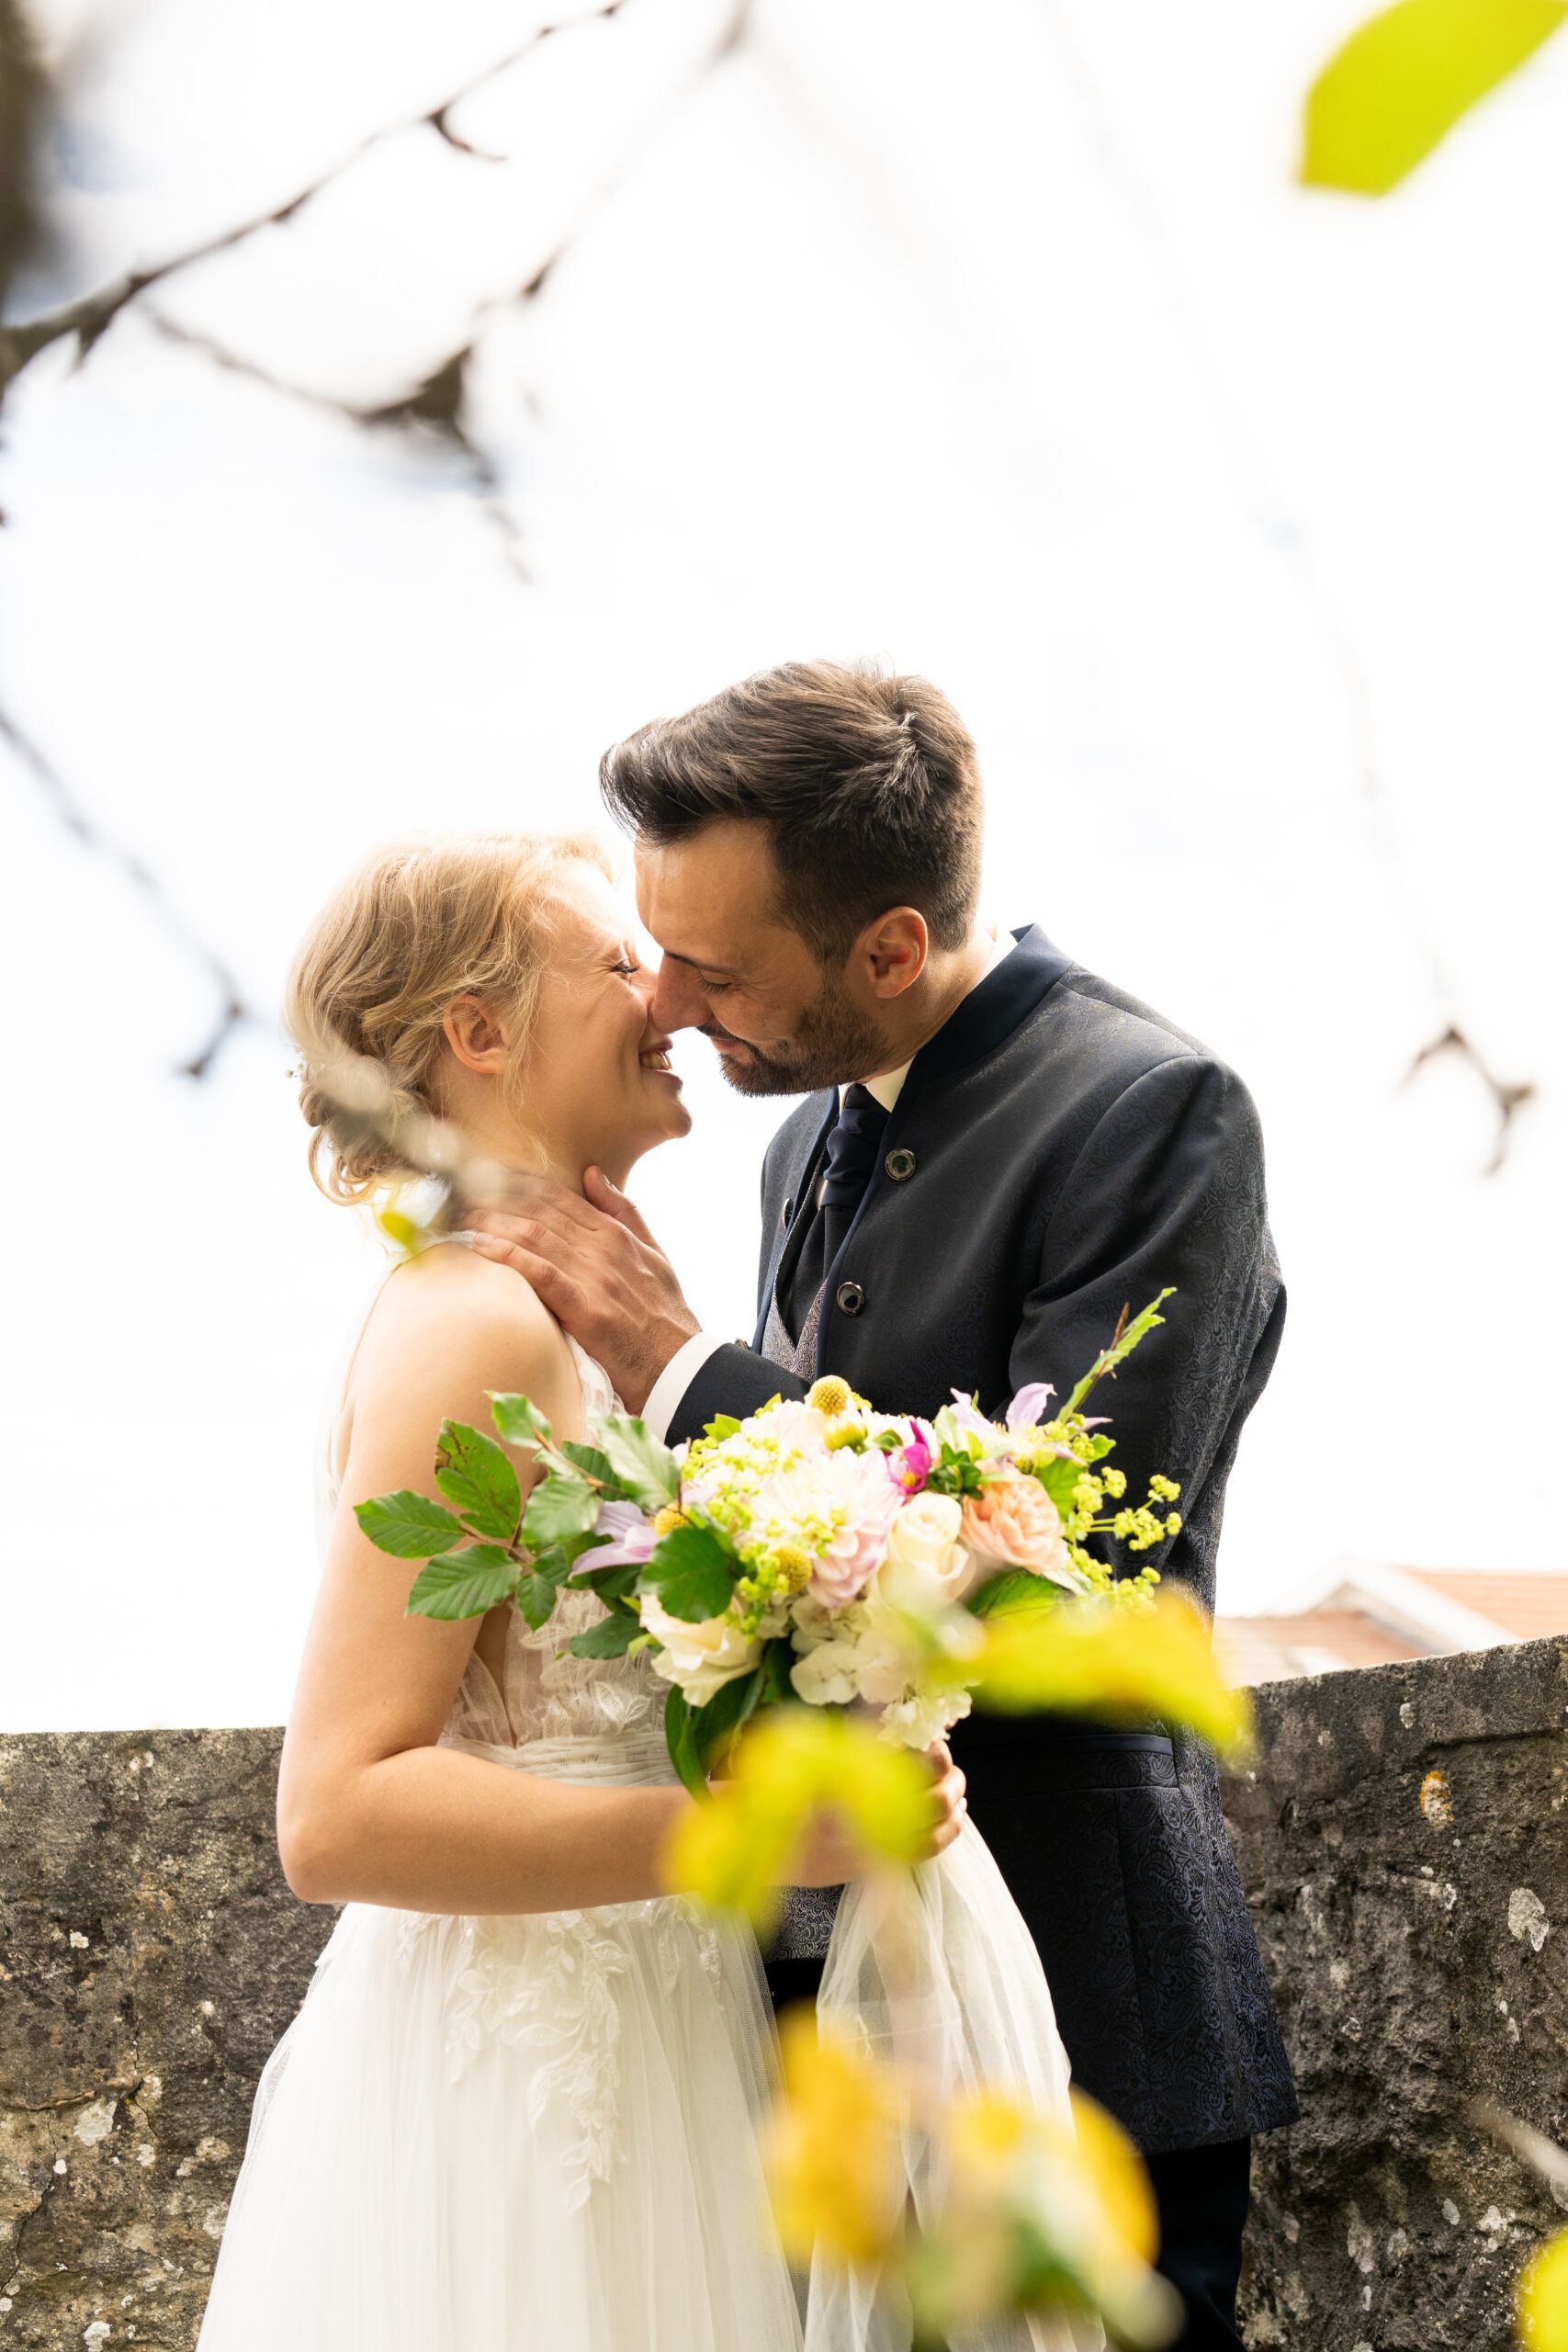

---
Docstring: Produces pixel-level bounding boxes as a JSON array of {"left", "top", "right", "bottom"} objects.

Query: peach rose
[{"left": 960, "top": 1476, "right": 1071, "bottom": 1580}]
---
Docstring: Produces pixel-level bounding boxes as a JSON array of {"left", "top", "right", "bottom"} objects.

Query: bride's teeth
[{"left": 640, "top": 1051, "right": 672, "bottom": 1071}]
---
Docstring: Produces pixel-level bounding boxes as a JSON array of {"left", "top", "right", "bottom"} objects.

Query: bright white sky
[{"left": 2, "top": 0, "right": 1565, "bottom": 1730}]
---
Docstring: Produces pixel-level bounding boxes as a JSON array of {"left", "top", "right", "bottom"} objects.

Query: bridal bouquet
[{"left": 355, "top": 1290, "right": 1185, "bottom": 1795}]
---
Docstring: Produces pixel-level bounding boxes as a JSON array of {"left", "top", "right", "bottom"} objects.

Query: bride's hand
[{"left": 783, "top": 1741, "right": 967, "bottom": 1886}]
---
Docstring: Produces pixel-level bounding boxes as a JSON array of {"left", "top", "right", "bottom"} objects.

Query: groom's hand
[{"left": 463, "top": 1169, "right": 699, "bottom": 1415}]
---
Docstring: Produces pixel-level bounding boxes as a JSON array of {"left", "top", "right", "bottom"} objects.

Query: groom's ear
[
  {"left": 859, "top": 910, "right": 929, "bottom": 1000},
  {"left": 442, "top": 996, "right": 512, "bottom": 1073}
]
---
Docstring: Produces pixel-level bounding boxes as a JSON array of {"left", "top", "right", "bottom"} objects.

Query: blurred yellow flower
[
  {"left": 764, "top": 2007, "right": 903, "bottom": 2267},
  {"left": 1519, "top": 2225, "right": 1568, "bottom": 2348},
  {"left": 963, "top": 1587, "right": 1253, "bottom": 1764},
  {"left": 659, "top": 1705, "right": 936, "bottom": 1928}
]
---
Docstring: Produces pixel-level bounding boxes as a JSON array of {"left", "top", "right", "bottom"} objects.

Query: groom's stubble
[{"left": 705, "top": 962, "right": 892, "bottom": 1098}]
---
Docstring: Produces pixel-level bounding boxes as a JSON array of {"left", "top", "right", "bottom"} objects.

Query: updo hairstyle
[{"left": 285, "top": 830, "right": 611, "bottom": 1204}]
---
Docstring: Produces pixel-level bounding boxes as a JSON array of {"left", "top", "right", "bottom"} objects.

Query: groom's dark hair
[{"left": 599, "top": 659, "right": 984, "bottom": 961}]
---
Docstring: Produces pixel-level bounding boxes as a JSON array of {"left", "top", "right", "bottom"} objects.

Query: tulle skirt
[
  {"left": 197, "top": 1739, "right": 805, "bottom": 2352},
  {"left": 809, "top": 1826, "right": 1104, "bottom": 2352}
]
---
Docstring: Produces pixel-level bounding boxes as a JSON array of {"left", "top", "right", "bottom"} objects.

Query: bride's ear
[{"left": 443, "top": 996, "right": 512, "bottom": 1075}]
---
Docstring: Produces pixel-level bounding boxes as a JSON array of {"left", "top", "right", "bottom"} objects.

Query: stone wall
[
  {"left": 0, "top": 1731, "right": 330, "bottom": 2351},
  {"left": 4, "top": 1640, "right": 1567, "bottom": 2349},
  {"left": 1227, "top": 1634, "right": 1568, "bottom": 2349}
]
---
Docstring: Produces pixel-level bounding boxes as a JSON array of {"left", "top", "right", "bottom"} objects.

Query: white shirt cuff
[{"left": 641, "top": 1330, "right": 728, "bottom": 1443}]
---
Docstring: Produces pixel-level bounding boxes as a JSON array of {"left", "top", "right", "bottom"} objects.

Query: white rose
[
  {"left": 639, "top": 1596, "right": 762, "bottom": 1704},
  {"left": 871, "top": 1493, "right": 977, "bottom": 1615}
]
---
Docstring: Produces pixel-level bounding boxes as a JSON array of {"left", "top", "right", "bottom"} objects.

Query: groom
[{"left": 472, "top": 660, "right": 1297, "bottom": 2349}]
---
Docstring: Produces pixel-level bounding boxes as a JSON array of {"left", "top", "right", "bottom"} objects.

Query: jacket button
[
  {"left": 836, "top": 1280, "right": 866, "bottom": 1316},
  {"left": 885, "top": 1148, "right": 918, "bottom": 1182}
]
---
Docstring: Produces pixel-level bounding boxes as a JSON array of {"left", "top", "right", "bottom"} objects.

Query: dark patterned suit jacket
[{"left": 668, "top": 924, "right": 1299, "bottom": 2154}]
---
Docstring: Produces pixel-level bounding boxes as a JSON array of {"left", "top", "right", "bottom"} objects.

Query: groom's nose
[{"left": 649, "top": 956, "right": 710, "bottom": 1034}]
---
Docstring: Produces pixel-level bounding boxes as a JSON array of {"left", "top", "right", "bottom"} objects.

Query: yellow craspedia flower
[
  {"left": 651, "top": 1504, "right": 688, "bottom": 1538},
  {"left": 764, "top": 2007, "right": 903, "bottom": 2267},
  {"left": 772, "top": 1543, "right": 813, "bottom": 1593},
  {"left": 807, "top": 1374, "right": 852, "bottom": 1417},
  {"left": 1070, "top": 2087, "right": 1159, "bottom": 2265},
  {"left": 966, "top": 1588, "right": 1253, "bottom": 1764},
  {"left": 1519, "top": 2225, "right": 1568, "bottom": 2349}
]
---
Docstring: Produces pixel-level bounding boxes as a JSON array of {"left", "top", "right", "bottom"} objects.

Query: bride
[{"left": 195, "top": 827, "right": 964, "bottom": 2352}]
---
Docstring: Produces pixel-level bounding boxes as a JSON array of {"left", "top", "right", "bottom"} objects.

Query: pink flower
[
  {"left": 1005, "top": 1381, "right": 1055, "bottom": 1432},
  {"left": 888, "top": 1422, "right": 934, "bottom": 1495},
  {"left": 960, "top": 1476, "right": 1071, "bottom": 1579},
  {"left": 576, "top": 1498, "right": 658, "bottom": 1570},
  {"left": 799, "top": 1453, "right": 903, "bottom": 1607}
]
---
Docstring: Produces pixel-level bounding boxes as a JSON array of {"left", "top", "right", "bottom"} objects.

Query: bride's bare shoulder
[{"left": 351, "top": 1241, "right": 579, "bottom": 1429}]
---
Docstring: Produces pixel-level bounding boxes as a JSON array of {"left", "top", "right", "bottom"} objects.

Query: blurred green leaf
[
  {"left": 1302, "top": 0, "right": 1567, "bottom": 195},
  {"left": 703, "top": 1413, "right": 743, "bottom": 1441},
  {"left": 595, "top": 1415, "right": 681, "bottom": 1510},
  {"left": 406, "top": 1544, "right": 520, "bottom": 1621},
  {"left": 435, "top": 1420, "right": 522, "bottom": 1540},
  {"left": 567, "top": 1608, "right": 641, "bottom": 1661},
  {"left": 522, "top": 1470, "right": 603, "bottom": 1546},
  {"left": 640, "top": 1521, "right": 735, "bottom": 1623},
  {"left": 354, "top": 1489, "right": 467, "bottom": 1559}
]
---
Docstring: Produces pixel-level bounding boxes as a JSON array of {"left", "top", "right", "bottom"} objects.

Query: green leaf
[
  {"left": 1035, "top": 1454, "right": 1083, "bottom": 1523},
  {"left": 662, "top": 1686, "right": 706, "bottom": 1799},
  {"left": 435, "top": 1421, "right": 522, "bottom": 1540},
  {"left": 1063, "top": 1290, "right": 1176, "bottom": 1419},
  {"left": 560, "top": 1441, "right": 621, "bottom": 1490},
  {"left": 1301, "top": 0, "right": 1566, "bottom": 196},
  {"left": 354, "top": 1489, "right": 468, "bottom": 1559},
  {"left": 489, "top": 1392, "right": 555, "bottom": 1451},
  {"left": 531, "top": 1533, "right": 601, "bottom": 1588},
  {"left": 567, "top": 1608, "right": 642, "bottom": 1660},
  {"left": 521, "top": 1470, "right": 603, "bottom": 1547},
  {"left": 594, "top": 1415, "right": 680, "bottom": 1510},
  {"left": 569, "top": 1561, "right": 642, "bottom": 1602},
  {"left": 639, "top": 1521, "right": 736, "bottom": 1623},
  {"left": 703, "top": 1413, "right": 742, "bottom": 1441},
  {"left": 757, "top": 1638, "right": 796, "bottom": 1709},
  {"left": 690, "top": 1667, "right": 763, "bottom": 1771},
  {"left": 967, "top": 1568, "right": 1064, "bottom": 1624},
  {"left": 516, "top": 1571, "right": 560, "bottom": 1632},
  {"left": 406, "top": 1544, "right": 520, "bottom": 1621}
]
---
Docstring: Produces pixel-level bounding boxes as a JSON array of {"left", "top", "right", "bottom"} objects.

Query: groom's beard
[{"left": 709, "top": 972, "right": 891, "bottom": 1098}]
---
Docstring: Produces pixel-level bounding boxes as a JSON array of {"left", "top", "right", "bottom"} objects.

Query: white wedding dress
[
  {"left": 196, "top": 1266, "right": 805, "bottom": 2352},
  {"left": 197, "top": 1251, "right": 1100, "bottom": 2352}
]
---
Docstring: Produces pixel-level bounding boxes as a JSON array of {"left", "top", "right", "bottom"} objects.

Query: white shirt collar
[{"left": 845, "top": 928, "right": 1018, "bottom": 1115}]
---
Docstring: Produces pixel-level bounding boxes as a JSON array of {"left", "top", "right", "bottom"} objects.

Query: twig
[
  {"left": 0, "top": 0, "right": 633, "bottom": 407},
  {"left": 0, "top": 701, "right": 255, "bottom": 1077}
]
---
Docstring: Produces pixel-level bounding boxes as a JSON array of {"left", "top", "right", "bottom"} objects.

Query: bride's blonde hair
[{"left": 285, "top": 829, "right": 612, "bottom": 1204}]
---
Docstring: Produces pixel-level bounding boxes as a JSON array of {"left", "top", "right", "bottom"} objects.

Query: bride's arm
[{"left": 276, "top": 1253, "right": 693, "bottom": 1915}]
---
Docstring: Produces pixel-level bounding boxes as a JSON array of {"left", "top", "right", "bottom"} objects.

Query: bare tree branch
[
  {"left": 1403, "top": 1024, "right": 1536, "bottom": 1176},
  {"left": 0, "top": 701, "right": 256, "bottom": 1076},
  {"left": 0, "top": 0, "right": 47, "bottom": 318},
  {"left": 0, "top": 0, "right": 632, "bottom": 407}
]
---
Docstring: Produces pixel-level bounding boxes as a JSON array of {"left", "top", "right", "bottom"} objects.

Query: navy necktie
[{"left": 782, "top": 1083, "right": 889, "bottom": 1337}]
